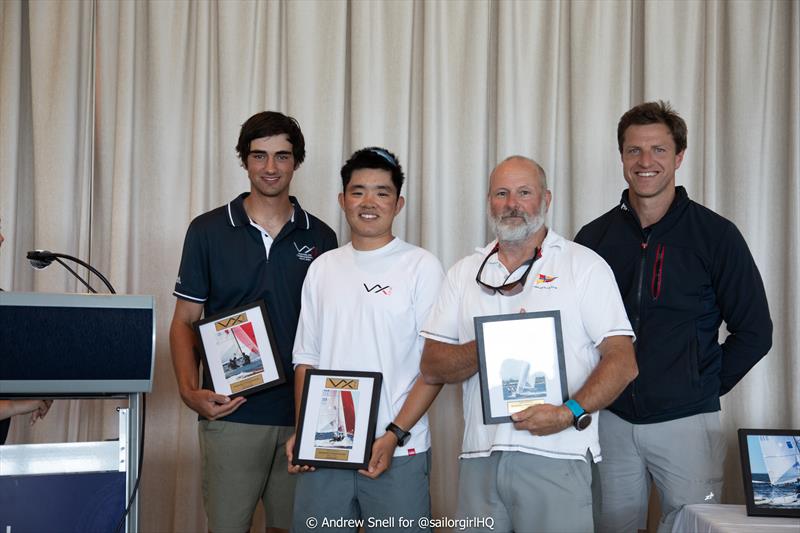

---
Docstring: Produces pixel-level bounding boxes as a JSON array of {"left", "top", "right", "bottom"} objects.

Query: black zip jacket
[{"left": 575, "top": 187, "right": 772, "bottom": 424}]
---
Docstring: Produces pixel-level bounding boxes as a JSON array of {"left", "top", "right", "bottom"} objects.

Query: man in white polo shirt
[
  {"left": 289, "top": 147, "right": 444, "bottom": 532},
  {"left": 420, "top": 156, "right": 638, "bottom": 532}
]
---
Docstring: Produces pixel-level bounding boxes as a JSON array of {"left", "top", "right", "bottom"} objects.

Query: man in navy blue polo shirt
[{"left": 170, "top": 111, "right": 337, "bottom": 533}]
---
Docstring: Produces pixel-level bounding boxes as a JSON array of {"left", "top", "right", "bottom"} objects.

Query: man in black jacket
[{"left": 575, "top": 101, "right": 772, "bottom": 533}]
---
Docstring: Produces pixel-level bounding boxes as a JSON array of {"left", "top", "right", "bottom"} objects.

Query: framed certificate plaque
[
  {"left": 293, "top": 369, "right": 382, "bottom": 470},
  {"left": 194, "top": 301, "right": 285, "bottom": 398},
  {"left": 474, "top": 310, "right": 568, "bottom": 424}
]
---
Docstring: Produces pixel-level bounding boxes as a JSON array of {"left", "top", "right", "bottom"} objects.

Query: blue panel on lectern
[
  {"left": 0, "top": 292, "right": 155, "bottom": 395},
  {"left": 0, "top": 471, "right": 126, "bottom": 532}
]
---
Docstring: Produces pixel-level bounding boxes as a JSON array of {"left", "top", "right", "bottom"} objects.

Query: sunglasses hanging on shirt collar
[{"left": 475, "top": 243, "right": 541, "bottom": 296}]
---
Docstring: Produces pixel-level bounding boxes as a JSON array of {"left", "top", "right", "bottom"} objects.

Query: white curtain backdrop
[{"left": 1, "top": 1, "right": 797, "bottom": 531}]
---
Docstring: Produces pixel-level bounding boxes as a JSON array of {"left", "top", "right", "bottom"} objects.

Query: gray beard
[{"left": 488, "top": 202, "right": 546, "bottom": 243}]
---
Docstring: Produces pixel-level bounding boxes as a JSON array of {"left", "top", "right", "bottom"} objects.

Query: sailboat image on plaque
[
  {"left": 294, "top": 369, "right": 382, "bottom": 470},
  {"left": 738, "top": 428, "right": 800, "bottom": 518},
  {"left": 314, "top": 388, "right": 358, "bottom": 453},
  {"left": 218, "top": 323, "right": 264, "bottom": 381}
]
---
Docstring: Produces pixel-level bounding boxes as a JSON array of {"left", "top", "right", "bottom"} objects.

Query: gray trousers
[
  {"left": 595, "top": 410, "right": 725, "bottom": 533},
  {"left": 292, "top": 450, "right": 431, "bottom": 533},
  {"left": 457, "top": 451, "right": 594, "bottom": 533}
]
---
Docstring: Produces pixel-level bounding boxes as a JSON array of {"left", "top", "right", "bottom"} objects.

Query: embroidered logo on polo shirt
[
  {"left": 363, "top": 283, "right": 392, "bottom": 295},
  {"left": 294, "top": 242, "right": 316, "bottom": 262},
  {"left": 534, "top": 273, "right": 558, "bottom": 289}
]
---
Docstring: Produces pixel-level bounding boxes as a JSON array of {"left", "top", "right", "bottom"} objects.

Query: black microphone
[
  {"left": 26, "top": 249, "right": 116, "bottom": 294},
  {"left": 26, "top": 250, "right": 56, "bottom": 269}
]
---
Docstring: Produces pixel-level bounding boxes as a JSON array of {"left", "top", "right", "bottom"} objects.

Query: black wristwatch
[
  {"left": 385, "top": 422, "right": 411, "bottom": 446},
  {"left": 564, "top": 400, "right": 592, "bottom": 431}
]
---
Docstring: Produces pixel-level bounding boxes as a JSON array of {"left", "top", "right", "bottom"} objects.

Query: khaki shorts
[{"left": 199, "top": 420, "right": 295, "bottom": 532}]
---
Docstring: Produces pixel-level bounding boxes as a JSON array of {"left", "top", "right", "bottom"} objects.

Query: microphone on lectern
[{"left": 26, "top": 249, "right": 116, "bottom": 294}]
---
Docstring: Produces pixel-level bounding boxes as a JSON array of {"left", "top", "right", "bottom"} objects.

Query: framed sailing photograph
[
  {"left": 194, "top": 301, "right": 285, "bottom": 398},
  {"left": 738, "top": 428, "right": 800, "bottom": 518},
  {"left": 474, "top": 310, "right": 568, "bottom": 424},
  {"left": 293, "top": 369, "right": 382, "bottom": 470}
]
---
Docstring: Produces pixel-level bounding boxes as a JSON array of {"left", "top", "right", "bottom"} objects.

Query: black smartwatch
[
  {"left": 385, "top": 422, "right": 411, "bottom": 446},
  {"left": 564, "top": 399, "right": 592, "bottom": 431}
]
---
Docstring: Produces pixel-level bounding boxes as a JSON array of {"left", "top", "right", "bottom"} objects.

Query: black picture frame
[
  {"left": 738, "top": 428, "right": 800, "bottom": 518},
  {"left": 194, "top": 300, "right": 285, "bottom": 398},
  {"left": 293, "top": 369, "right": 383, "bottom": 470},
  {"left": 474, "top": 310, "right": 569, "bottom": 424}
]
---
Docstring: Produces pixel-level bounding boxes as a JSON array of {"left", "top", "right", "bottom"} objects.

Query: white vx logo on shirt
[{"left": 293, "top": 242, "right": 316, "bottom": 262}]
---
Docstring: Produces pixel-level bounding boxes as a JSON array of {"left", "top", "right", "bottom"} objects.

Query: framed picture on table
[
  {"left": 738, "top": 428, "right": 800, "bottom": 518},
  {"left": 474, "top": 310, "right": 569, "bottom": 424},
  {"left": 293, "top": 369, "right": 382, "bottom": 470},
  {"left": 194, "top": 300, "right": 285, "bottom": 398}
]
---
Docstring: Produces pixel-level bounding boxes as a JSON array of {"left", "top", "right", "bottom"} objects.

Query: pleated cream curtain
[{"left": 1, "top": 1, "right": 797, "bottom": 531}]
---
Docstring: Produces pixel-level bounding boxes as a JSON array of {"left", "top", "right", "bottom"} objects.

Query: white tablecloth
[{"left": 672, "top": 504, "right": 800, "bottom": 533}]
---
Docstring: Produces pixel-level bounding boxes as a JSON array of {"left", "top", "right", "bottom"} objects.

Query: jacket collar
[
  {"left": 226, "top": 193, "right": 311, "bottom": 230},
  {"left": 619, "top": 186, "right": 690, "bottom": 230}
]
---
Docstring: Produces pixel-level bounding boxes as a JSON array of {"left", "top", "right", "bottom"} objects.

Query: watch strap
[
  {"left": 564, "top": 399, "right": 585, "bottom": 418},
  {"left": 386, "top": 422, "right": 411, "bottom": 446}
]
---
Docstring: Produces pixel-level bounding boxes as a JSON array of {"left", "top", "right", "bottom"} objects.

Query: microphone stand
[{"left": 27, "top": 251, "right": 116, "bottom": 294}]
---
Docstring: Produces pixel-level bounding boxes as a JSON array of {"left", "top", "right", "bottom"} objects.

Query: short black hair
[
  {"left": 236, "top": 111, "right": 305, "bottom": 168},
  {"left": 618, "top": 100, "right": 687, "bottom": 154},
  {"left": 340, "top": 147, "right": 405, "bottom": 195}
]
